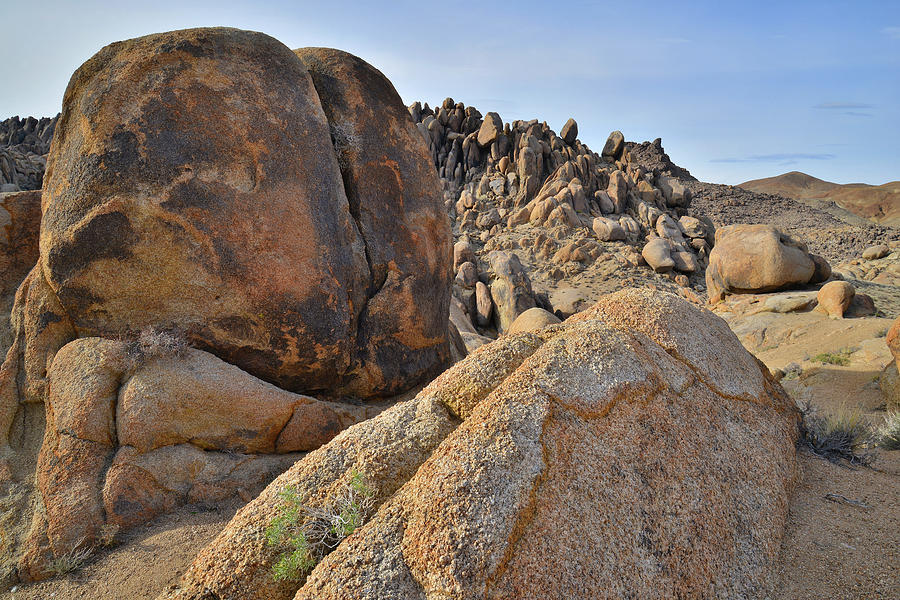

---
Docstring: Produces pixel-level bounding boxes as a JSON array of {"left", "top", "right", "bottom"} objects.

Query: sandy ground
[
  {"left": 777, "top": 450, "right": 900, "bottom": 599},
  {"left": 1, "top": 501, "right": 240, "bottom": 600}
]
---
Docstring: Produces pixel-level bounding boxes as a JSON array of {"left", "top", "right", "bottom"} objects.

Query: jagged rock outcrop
[
  {"left": 408, "top": 98, "right": 711, "bottom": 337},
  {"left": 0, "top": 116, "right": 58, "bottom": 192},
  {"left": 161, "top": 289, "right": 799, "bottom": 600},
  {"left": 1, "top": 27, "right": 454, "bottom": 583},
  {"left": 0, "top": 116, "right": 57, "bottom": 155}
]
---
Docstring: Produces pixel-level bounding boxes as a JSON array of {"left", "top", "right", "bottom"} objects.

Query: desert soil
[{"left": 1, "top": 501, "right": 240, "bottom": 600}]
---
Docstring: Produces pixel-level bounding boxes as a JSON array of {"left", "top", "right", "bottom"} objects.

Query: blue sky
[{"left": 2, "top": 0, "right": 897, "bottom": 185}]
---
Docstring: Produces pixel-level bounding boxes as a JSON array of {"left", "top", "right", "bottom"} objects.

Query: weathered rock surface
[
  {"left": 0, "top": 191, "right": 42, "bottom": 351},
  {"left": 38, "top": 28, "right": 450, "bottom": 399},
  {"left": 162, "top": 289, "right": 799, "bottom": 600},
  {"left": 293, "top": 47, "right": 453, "bottom": 396},
  {"left": 706, "top": 224, "right": 818, "bottom": 302},
  {"left": 18, "top": 336, "right": 373, "bottom": 580}
]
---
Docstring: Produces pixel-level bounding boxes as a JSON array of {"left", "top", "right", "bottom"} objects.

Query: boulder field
[
  {"left": 0, "top": 27, "right": 456, "bottom": 583},
  {"left": 161, "top": 288, "right": 799, "bottom": 600}
]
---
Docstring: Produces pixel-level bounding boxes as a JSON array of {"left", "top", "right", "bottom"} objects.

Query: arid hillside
[{"left": 740, "top": 171, "right": 900, "bottom": 227}]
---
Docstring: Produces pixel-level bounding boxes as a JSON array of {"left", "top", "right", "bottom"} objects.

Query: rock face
[
  {"left": 706, "top": 224, "right": 819, "bottom": 302},
  {"left": 0, "top": 191, "right": 42, "bottom": 349},
  {"left": 292, "top": 47, "right": 453, "bottom": 396},
  {"left": 162, "top": 289, "right": 799, "bottom": 600},
  {"left": 38, "top": 29, "right": 451, "bottom": 398},
  {"left": 1, "top": 28, "right": 453, "bottom": 583}
]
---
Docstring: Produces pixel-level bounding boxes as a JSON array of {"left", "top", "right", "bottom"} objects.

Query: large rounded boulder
[
  {"left": 39, "top": 27, "right": 451, "bottom": 398},
  {"left": 162, "top": 289, "right": 799, "bottom": 600},
  {"left": 706, "top": 224, "right": 818, "bottom": 302}
]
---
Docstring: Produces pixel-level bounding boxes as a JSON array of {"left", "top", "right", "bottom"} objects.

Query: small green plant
[
  {"left": 876, "top": 328, "right": 888, "bottom": 338},
  {"left": 48, "top": 540, "right": 93, "bottom": 576},
  {"left": 813, "top": 347, "right": 855, "bottom": 366},
  {"left": 798, "top": 401, "right": 873, "bottom": 466},
  {"left": 876, "top": 412, "right": 900, "bottom": 450},
  {"left": 265, "top": 470, "right": 375, "bottom": 582}
]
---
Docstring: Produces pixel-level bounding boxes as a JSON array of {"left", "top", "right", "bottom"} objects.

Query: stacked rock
[{"left": 412, "top": 100, "right": 711, "bottom": 327}]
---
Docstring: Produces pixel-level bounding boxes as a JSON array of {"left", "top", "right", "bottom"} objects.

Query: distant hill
[{"left": 739, "top": 171, "right": 900, "bottom": 227}]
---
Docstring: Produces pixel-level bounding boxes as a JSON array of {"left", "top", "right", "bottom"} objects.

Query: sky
[{"left": 1, "top": 0, "right": 898, "bottom": 185}]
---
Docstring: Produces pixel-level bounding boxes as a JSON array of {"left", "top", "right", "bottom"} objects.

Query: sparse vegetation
[
  {"left": 875, "top": 327, "right": 888, "bottom": 338},
  {"left": 798, "top": 400, "right": 874, "bottom": 466},
  {"left": 812, "top": 347, "right": 855, "bottom": 366},
  {"left": 48, "top": 541, "right": 93, "bottom": 576},
  {"left": 265, "top": 470, "right": 375, "bottom": 582},
  {"left": 876, "top": 412, "right": 900, "bottom": 450},
  {"left": 123, "top": 326, "right": 189, "bottom": 370}
]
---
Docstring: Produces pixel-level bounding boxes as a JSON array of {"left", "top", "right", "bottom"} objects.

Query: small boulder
[
  {"left": 607, "top": 171, "right": 628, "bottom": 212},
  {"left": 454, "top": 240, "right": 477, "bottom": 270},
  {"left": 592, "top": 217, "right": 626, "bottom": 242},
  {"left": 642, "top": 238, "right": 675, "bottom": 273},
  {"left": 560, "top": 118, "right": 578, "bottom": 145},
  {"left": 808, "top": 254, "right": 832, "bottom": 284},
  {"left": 594, "top": 190, "right": 615, "bottom": 214},
  {"left": 475, "top": 281, "right": 493, "bottom": 328},
  {"left": 489, "top": 252, "right": 536, "bottom": 332},
  {"left": 507, "top": 307, "right": 562, "bottom": 335},
  {"left": 844, "top": 293, "right": 876, "bottom": 318},
  {"left": 816, "top": 280, "right": 855, "bottom": 319},
  {"left": 455, "top": 262, "right": 478, "bottom": 289},
  {"left": 477, "top": 112, "right": 503, "bottom": 147},
  {"left": 671, "top": 251, "right": 700, "bottom": 274},
  {"left": 862, "top": 244, "right": 889, "bottom": 260},
  {"left": 601, "top": 130, "right": 625, "bottom": 161},
  {"left": 706, "top": 224, "right": 815, "bottom": 302}
]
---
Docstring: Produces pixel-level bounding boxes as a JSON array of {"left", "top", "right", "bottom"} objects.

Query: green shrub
[
  {"left": 877, "top": 412, "right": 900, "bottom": 450},
  {"left": 812, "top": 348, "right": 854, "bottom": 366},
  {"left": 265, "top": 470, "right": 375, "bottom": 582}
]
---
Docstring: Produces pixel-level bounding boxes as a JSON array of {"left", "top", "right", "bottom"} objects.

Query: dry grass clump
[
  {"left": 123, "top": 326, "right": 189, "bottom": 371},
  {"left": 798, "top": 401, "right": 874, "bottom": 466},
  {"left": 876, "top": 412, "right": 900, "bottom": 450},
  {"left": 48, "top": 541, "right": 93, "bottom": 576}
]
